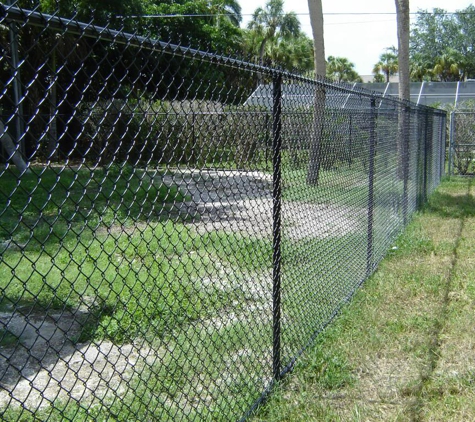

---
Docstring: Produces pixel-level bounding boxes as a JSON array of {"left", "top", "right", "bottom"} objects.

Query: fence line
[
  {"left": 0, "top": 4, "right": 446, "bottom": 421},
  {"left": 448, "top": 111, "right": 475, "bottom": 175}
]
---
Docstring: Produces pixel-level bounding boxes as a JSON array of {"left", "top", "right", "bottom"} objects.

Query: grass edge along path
[{"left": 252, "top": 176, "right": 475, "bottom": 421}]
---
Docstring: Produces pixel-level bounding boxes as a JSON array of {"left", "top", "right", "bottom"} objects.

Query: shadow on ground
[{"left": 426, "top": 179, "right": 475, "bottom": 218}]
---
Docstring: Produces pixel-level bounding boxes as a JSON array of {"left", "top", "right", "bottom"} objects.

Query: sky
[{"left": 239, "top": 0, "right": 475, "bottom": 75}]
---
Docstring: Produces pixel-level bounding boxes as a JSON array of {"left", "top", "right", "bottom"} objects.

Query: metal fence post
[
  {"left": 272, "top": 72, "right": 282, "bottom": 382},
  {"left": 265, "top": 113, "right": 271, "bottom": 171},
  {"left": 348, "top": 114, "right": 353, "bottom": 168},
  {"left": 367, "top": 99, "right": 376, "bottom": 277},
  {"left": 439, "top": 114, "right": 446, "bottom": 180},
  {"left": 422, "top": 110, "right": 429, "bottom": 204},
  {"left": 7, "top": 0, "right": 25, "bottom": 157},
  {"left": 448, "top": 111, "right": 455, "bottom": 177},
  {"left": 403, "top": 105, "right": 410, "bottom": 226},
  {"left": 427, "top": 110, "right": 434, "bottom": 196},
  {"left": 415, "top": 110, "right": 423, "bottom": 209}
]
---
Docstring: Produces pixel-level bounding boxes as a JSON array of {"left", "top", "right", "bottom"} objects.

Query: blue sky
[{"left": 239, "top": 0, "right": 475, "bottom": 75}]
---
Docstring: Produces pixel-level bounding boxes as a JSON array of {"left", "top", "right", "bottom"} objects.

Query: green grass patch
[
  {"left": 0, "top": 329, "right": 20, "bottom": 348},
  {"left": 0, "top": 165, "right": 273, "bottom": 344},
  {"left": 0, "top": 165, "right": 188, "bottom": 247},
  {"left": 0, "top": 224, "right": 272, "bottom": 344},
  {"left": 252, "top": 176, "right": 475, "bottom": 421}
]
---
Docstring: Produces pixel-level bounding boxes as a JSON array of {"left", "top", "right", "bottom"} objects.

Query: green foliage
[
  {"left": 146, "top": 0, "right": 243, "bottom": 53},
  {"left": 77, "top": 100, "right": 270, "bottom": 169},
  {"left": 326, "top": 56, "right": 362, "bottom": 83},
  {"left": 21, "top": 0, "right": 146, "bottom": 32},
  {"left": 244, "top": 0, "right": 313, "bottom": 72},
  {"left": 410, "top": 6, "right": 475, "bottom": 81},
  {"left": 1, "top": 1, "right": 252, "bottom": 165},
  {"left": 265, "top": 32, "right": 315, "bottom": 72},
  {"left": 373, "top": 47, "right": 398, "bottom": 82},
  {"left": 298, "top": 347, "right": 354, "bottom": 390}
]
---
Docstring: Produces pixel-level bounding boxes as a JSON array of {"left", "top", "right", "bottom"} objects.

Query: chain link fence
[
  {"left": 0, "top": 3, "right": 447, "bottom": 421},
  {"left": 449, "top": 111, "right": 475, "bottom": 175}
]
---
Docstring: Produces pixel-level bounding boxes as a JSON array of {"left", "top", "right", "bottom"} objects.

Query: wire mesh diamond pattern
[{"left": 0, "top": 3, "right": 447, "bottom": 421}]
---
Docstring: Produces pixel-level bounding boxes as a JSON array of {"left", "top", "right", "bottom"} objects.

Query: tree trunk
[
  {"left": 0, "top": 122, "right": 29, "bottom": 173},
  {"left": 395, "top": 0, "right": 410, "bottom": 179},
  {"left": 306, "top": 0, "right": 326, "bottom": 185},
  {"left": 307, "top": 0, "right": 326, "bottom": 77},
  {"left": 258, "top": 37, "right": 267, "bottom": 65},
  {"left": 395, "top": 0, "right": 410, "bottom": 102}
]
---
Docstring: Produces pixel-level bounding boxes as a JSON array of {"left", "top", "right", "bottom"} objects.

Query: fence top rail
[{"left": 0, "top": 3, "right": 445, "bottom": 116}]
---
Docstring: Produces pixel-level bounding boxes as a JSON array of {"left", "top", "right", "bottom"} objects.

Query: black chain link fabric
[
  {"left": 449, "top": 111, "right": 475, "bottom": 175},
  {"left": 0, "top": 3, "right": 447, "bottom": 421}
]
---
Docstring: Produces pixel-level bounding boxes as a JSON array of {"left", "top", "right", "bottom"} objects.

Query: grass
[
  {"left": 252, "top": 176, "right": 475, "bottom": 421},
  {"left": 0, "top": 164, "right": 188, "bottom": 247},
  {"left": 0, "top": 329, "right": 20, "bottom": 348},
  {"left": 0, "top": 220, "right": 273, "bottom": 343},
  {"left": 0, "top": 165, "right": 274, "bottom": 343},
  {"left": 0, "top": 163, "right": 278, "bottom": 421},
  {"left": 1, "top": 161, "right": 461, "bottom": 421}
]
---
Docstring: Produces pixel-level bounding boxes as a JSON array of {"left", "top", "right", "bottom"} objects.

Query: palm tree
[
  {"left": 306, "top": 0, "right": 325, "bottom": 185},
  {"left": 432, "top": 48, "right": 465, "bottom": 81},
  {"left": 373, "top": 50, "right": 399, "bottom": 83},
  {"left": 326, "top": 56, "right": 361, "bottom": 83},
  {"left": 410, "top": 54, "right": 431, "bottom": 81},
  {"left": 247, "top": 0, "right": 300, "bottom": 64},
  {"left": 395, "top": 0, "right": 409, "bottom": 184},
  {"left": 395, "top": 0, "right": 410, "bottom": 101},
  {"left": 209, "top": 0, "right": 242, "bottom": 27},
  {"left": 307, "top": 0, "right": 325, "bottom": 77},
  {"left": 266, "top": 31, "right": 314, "bottom": 71}
]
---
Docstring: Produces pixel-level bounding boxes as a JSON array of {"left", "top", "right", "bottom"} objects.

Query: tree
[
  {"left": 410, "top": 8, "right": 455, "bottom": 75},
  {"left": 1, "top": 0, "right": 246, "bottom": 166},
  {"left": 148, "top": 0, "right": 243, "bottom": 52},
  {"left": 306, "top": 0, "right": 325, "bottom": 185},
  {"left": 395, "top": 0, "right": 410, "bottom": 183},
  {"left": 373, "top": 49, "right": 399, "bottom": 83},
  {"left": 307, "top": 0, "right": 325, "bottom": 77},
  {"left": 326, "top": 56, "right": 361, "bottom": 83},
  {"left": 247, "top": 0, "right": 300, "bottom": 65},
  {"left": 395, "top": 0, "right": 409, "bottom": 101},
  {"left": 208, "top": 0, "right": 242, "bottom": 27},
  {"left": 41, "top": 0, "right": 146, "bottom": 31},
  {"left": 410, "top": 6, "right": 475, "bottom": 80},
  {"left": 410, "top": 53, "right": 431, "bottom": 81},
  {"left": 432, "top": 48, "right": 465, "bottom": 81},
  {"left": 243, "top": 29, "right": 314, "bottom": 72},
  {"left": 454, "top": 5, "right": 475, "bottom": 79}
]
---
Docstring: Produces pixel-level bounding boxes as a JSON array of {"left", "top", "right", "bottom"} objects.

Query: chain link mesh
[
  {"left": 0, "top": 3, "right": 447, "bottom": 421},
  {"left": 449, "top": 111, "right": 475, "bottom": 175}
]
